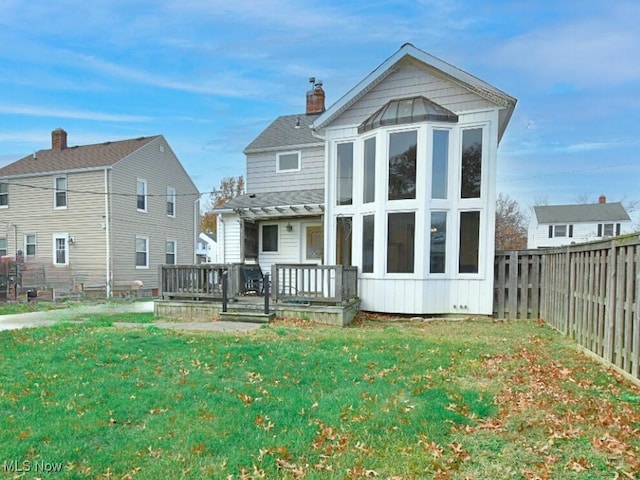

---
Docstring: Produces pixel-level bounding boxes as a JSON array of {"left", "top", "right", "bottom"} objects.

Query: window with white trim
[
  {"left": 137, "top": 179, "right": 147, "bottom": 212},
  {"left": 53, "top": 234, "right": 69, "bottom": 266},
  {"left": 261, "top": 225, "right": 278, "bottom": 252},
  {"left": 276, "top": 151, "right": 300, "bottom": 172},
  {"left": 0, "top": 182, "right": 8, "bottom": 208},
  {"left": 166, "top": 240, "right": 176, "bottom": 264},
  {"left": 459, "top": 211, "right": 480, "bottom": 274},
  {"left": 166, "top": 187, "right": 176, "bottom": 217},
  {"left": 54, "top": 175, "right": 67, "bottom": 209},
  {"left": 0, "top": 237, "right": 7, "bottom": 257},
  {"left": 25, "top": 234, "right": 36, "bottom": 259},
  {"left": 136, "top": 236, "right": 149, "bottom": 268}
]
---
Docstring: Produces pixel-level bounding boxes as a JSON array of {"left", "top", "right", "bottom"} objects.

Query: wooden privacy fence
[
  {"left": 494, "top": 235, "right": 640, "bottom": 382},
  {"left": 494, "top": 250, "right": 544, "bottom": 320}
]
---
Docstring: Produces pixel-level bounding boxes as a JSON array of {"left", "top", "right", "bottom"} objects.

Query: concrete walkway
[{"left": 0, "top": 301, "right": 262, "bottom": 333}]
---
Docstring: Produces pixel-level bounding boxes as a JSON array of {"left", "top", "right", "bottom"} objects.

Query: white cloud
[
  {"left": 0, "top": 104, "right": 151, "bottom": 122},
  {"left": 492, "top": 3, "right": 640, "bottom": 88}
]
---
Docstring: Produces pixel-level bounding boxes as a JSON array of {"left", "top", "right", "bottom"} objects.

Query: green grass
[
  {"left": 0, "top": 301, "right": 68, "bottom": 315},
  {"left": 1, "top": 319, "right": 639, "bottom": 479}
]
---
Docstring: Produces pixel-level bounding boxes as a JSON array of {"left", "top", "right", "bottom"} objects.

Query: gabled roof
[
  {"left": 0, "top": 135, "right": 160, "bottom": 178},
  {"left": 312, "top": 43, "right": 517, "bottom": 141},
  {"left": 533, "top": 203, "right": 631, "bottom": 224},
  {"left": 244, "top": 113, "right": 323, "bottom": 154}
]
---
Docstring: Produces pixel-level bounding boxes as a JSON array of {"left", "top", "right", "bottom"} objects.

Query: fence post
[
  {"left": 222, "top": 271, "right": 228, "bottom": 313},
  {"left": 264, "top": 273, "right": 270, "bottom": 315}
]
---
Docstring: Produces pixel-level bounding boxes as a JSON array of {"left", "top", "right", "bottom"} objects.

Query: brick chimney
[
  {"left": 598, "top": 194, "right": 606, "bottom": 204},
  {"left": 51, "top": 128, "right": 67, "bottom": 150},
  {"left": 306, "top": 77, "right": 325, "bottom": 115}
]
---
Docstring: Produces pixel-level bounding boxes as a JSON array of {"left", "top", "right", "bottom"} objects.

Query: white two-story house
[
  {"left": 528, "top": 195, "right": 632, "bottom": 249},
  {"left": 216, "top": 43, "right": 516, "bottom": 315},
  {"left": 0, "top": 129, "right": 199, "bottom": 296}
]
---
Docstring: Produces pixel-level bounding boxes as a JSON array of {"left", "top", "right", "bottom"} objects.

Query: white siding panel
[
  {"left": 332, "top": 60, "right": 494, "bottom": 128},
  {"left": 219, "top": 215, "right": 241, "bottom": 263},
  {"left": 247, "top": 146, "right": 325, "bottom": 193},
  {"left": 359, "top": 278, "right": 492, "bottom": 315}
]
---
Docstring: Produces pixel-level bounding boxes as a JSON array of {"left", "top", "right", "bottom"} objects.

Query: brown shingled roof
[{"left": 0, "top": 135, "right": 160, "bottom": 177}]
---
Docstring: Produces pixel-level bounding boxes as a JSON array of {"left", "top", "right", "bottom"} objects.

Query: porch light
[{"left": 286, "top": 223, "right": 293, "bottom": 232}]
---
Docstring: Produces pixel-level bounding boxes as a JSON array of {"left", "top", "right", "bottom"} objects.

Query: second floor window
[
  {"left": 276, "top": 152, "right": 300, "bottom": 172},
  {"left": 0, "top": 183, "right": 8, "bottom": 208},
  {"left": 137, "top": 179, "right": 147, "bottom": 212},
  {"left": 166, "top": 187, "right": 176, "bottom": 217},
  {"left": 54, "top": 176, "right": 67, "bottom": 208}
]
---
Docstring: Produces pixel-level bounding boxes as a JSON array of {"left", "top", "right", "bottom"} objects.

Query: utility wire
[{"left": 497, "top": 160, "right": 637, "bottom": 183}]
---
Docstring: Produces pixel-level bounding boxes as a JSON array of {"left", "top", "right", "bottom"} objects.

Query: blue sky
[{"left": 1, "top": 0, "right": 639, "bottom": 218}]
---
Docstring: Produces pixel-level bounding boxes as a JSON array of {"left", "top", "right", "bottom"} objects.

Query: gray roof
[
  {"left": 216, "top": 189, "right": 324, "bottom": 210},
  {"left": 0, "top": 135, "right": 160, "bottom": 177},
  {"left": 534, "top": 203, "right": 631, "bottom": 224},
  {"left": 244, "top": 114, "right": 322, "bottom": 153}
]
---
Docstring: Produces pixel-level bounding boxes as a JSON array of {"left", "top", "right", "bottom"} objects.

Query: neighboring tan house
[
  {"left": 216, "top": 43, "right": 517, "bottom": 315},
  {"left": 0, "top": 128, "right": 199, "bottom": 296},
  {"left": 196, "top": 232, "right": 218, "bottom": 263},
  {"left": 528, "top": 195, "right": 632, "bottom": 249}
]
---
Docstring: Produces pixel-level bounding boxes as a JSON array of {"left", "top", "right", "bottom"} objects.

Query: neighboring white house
[
  {"left": 528, "top": 195, "right": 632, "bottom": 249},
  {"left": 216, "top": 43, "right": 517, "bottom": 315},
  {"left": 196, "top": 232, "right": 218, "bottom": 263}
]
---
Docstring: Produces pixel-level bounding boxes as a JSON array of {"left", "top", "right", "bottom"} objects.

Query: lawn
[{"left": 1, "top": 317, "right": 639, "bottom": 479}]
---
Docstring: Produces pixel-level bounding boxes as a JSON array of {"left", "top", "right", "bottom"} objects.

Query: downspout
[
  {"left": 104, "top": 168, "right": 111, "bottom": 298},
  {"left": 194, "top": 195, "right": 200, "bottom": 264}
]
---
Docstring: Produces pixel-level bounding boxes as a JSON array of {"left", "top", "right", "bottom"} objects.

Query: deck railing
[
  {"left": 270, "top": 264, "right": 358, "bottom": 304},
  {"left": 159, "top": 264, "right": 227, "bottom": 300}
]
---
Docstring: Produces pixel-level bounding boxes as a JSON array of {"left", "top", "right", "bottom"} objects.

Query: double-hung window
[
  {"left": 0, "top": 237, "right": 7, "bottom": 257},
  {"left": 136, "top": 236, "right": 149, "bottom": 268},
  {"left": 166, "top": 187, "right": 176, "bottom": 217},
  {"left": 166, "top": 240, "right": 176, "bottom": 264},
  {"left": 54, "top": 176, "right": 67, "bottom": 209},
  {"left": 137, "top": 179, "right": 147, "bottom": 212},
  {"left": 0, "top": 182, "right": 8, "bottom": 208},
  {"left": 25, "top": 234, "right": 36, "bottom": 259}
]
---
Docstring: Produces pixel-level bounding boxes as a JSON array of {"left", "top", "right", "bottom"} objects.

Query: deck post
[
  {"left": 264, "top": 273, "right": 270, "bottom": 314},
  {"left": 222, "top": 271, "right": 228, "bottom": 313}
]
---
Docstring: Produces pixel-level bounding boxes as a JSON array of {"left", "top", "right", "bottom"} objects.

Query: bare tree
[
  {"left": 495, "top": 193, "right": 528, "bottom": 250},
  {"left": 200, "top": 175, "right": 245, "bottom": 234}
]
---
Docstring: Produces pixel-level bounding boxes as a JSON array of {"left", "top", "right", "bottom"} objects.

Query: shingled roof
[
  {"left": 243, "top": 114, "right": 322, "bottom": 154},
  {"left": 533, "top": 203, "right": 631, "bottom": 224},
  {"left": 0, "top": 135, "right": 160, "bottom": 177}
]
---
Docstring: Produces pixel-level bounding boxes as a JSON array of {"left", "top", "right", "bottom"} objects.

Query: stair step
[{"left": 219, "top": 311, "right": 275, "bottom": 324}]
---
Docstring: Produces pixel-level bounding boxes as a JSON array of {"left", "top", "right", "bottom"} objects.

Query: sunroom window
[{"left": 388, "top": 131, "right": 417, "bottom": 201}]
